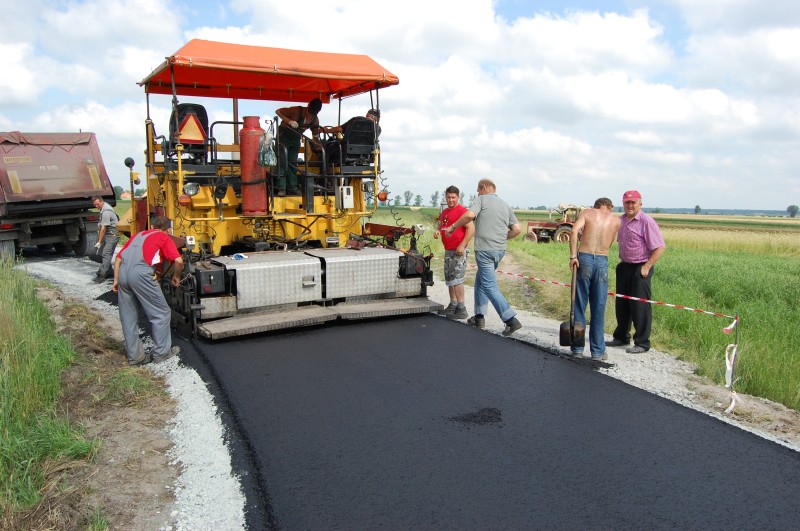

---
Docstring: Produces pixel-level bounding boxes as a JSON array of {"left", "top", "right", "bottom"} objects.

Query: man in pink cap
[{"left": 607, "top": 190, "right": 666, "bottom": 353}]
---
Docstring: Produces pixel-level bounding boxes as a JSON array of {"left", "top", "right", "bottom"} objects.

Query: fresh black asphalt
[{"left": 174, "top": 314, "right": 800, "bottom": 529}]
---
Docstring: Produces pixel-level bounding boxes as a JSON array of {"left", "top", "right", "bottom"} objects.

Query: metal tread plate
[
  {"left": 333, "top": 297, "right": 443, "bottom": 320},
  {"left": 198, "top": 305, "right": 338, "bottom": 339},
  {"left": 197, "top": 298, "right": 443, "bottom": 339}
]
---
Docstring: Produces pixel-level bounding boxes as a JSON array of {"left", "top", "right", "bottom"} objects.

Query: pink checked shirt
[{"left": 618, "top": 212, "right": 666, "bottom": 264}]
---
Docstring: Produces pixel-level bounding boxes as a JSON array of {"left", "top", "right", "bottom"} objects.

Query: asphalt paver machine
[{"left": 119, "top": 39, "right": 438, "bottom": 339}]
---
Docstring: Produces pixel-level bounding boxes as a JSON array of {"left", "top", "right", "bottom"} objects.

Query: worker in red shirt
[
  {"left": 112, "top": 216, "right": 184, "bottom": 365},
  {"left": 434, "top": 185, "right": 474, "bottom": 319}
]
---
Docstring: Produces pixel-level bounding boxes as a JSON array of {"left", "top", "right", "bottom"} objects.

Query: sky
[{"left": 1, "top": 0, "right": 798, "bottom": 211}]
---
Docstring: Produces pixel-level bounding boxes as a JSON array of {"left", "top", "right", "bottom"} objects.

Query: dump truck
[
  {"left": 0, "top": 132, "right": 115, "bottom": 258},
  {"left": 120, "top": 39, "right": 438, "bottom": 339}
]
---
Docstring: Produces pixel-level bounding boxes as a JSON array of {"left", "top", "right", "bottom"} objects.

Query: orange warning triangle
[{"left": 178, "top": 114, "right": 207, "bottom": 144}]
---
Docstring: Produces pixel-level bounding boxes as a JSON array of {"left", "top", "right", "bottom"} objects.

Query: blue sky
[{"left": 1, "top": 0, "right": 799, "bottom": 211}]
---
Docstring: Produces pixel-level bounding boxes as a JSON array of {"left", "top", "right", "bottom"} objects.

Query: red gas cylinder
[{"left": 240, "top": 116, "right": 267, "bottom": 216}]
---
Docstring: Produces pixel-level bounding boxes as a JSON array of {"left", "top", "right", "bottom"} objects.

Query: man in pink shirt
[{"left": 608, "top": 190, "right": 666, "bottom": 353}]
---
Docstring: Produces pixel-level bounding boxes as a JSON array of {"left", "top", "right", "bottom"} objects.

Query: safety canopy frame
[{"left": 139, "top": 39, "right": 399, "bottom": 103}]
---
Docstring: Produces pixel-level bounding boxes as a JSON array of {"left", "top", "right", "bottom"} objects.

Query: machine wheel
[
  {"left": 73, "top": 229, "right": 99, "bottom": 258},
  {"left": 0, "top": 239, "right": 16, "bottom": 260},
  {"left": 524, "top": 232, "right": 538, "bottom": 243},
  {"left": 553, "top": 227, "right": 571, "bottom": 243}
]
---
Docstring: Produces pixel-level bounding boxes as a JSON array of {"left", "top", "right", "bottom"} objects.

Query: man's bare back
[{"left": 570, "top": 205, "right": 621, "bottom": 257}]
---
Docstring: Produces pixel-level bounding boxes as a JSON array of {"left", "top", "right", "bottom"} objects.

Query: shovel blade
[
  {"left": 559, "top": 321, "right": 571, "bottom": 346},
  {"left": 571, "top": 322, "right": 586, "bottom": 348}
]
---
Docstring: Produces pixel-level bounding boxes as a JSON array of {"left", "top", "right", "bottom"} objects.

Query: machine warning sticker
[{"left": 3, "top": 156, "right": 32, "bottom": 164}]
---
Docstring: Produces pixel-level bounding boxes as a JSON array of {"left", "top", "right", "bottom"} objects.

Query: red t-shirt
[
  {"left": 439, "top": 204, "right": 468, "bottom": 250},
  {"left": 119, "top": 230, "right": 181, "bottom": 268}
]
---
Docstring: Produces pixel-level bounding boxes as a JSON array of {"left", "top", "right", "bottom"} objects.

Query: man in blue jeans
[
  {"left": 445, "top": 178, "right": 522, "bottom": 336},
  {"left": 568, "top": 197, "right": 621, "bottom": 360}
]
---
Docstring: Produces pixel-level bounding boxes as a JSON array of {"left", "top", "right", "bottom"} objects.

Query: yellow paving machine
[{"left": 119, "top": 39, "right": 437, "bottom": 339}]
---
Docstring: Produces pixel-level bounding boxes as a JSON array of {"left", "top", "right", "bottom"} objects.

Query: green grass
[
  {"left": 375, "top": 207, "right": 800, "bottom": 411},
  {"left": 0, "top": 257, "right": 95, "bottom": 515},
  {"left": 86, "top": 507, "right": 110, "bottom": 530},
  {"left": 103, "top": 368, "right": 165, "bottom": 406}
]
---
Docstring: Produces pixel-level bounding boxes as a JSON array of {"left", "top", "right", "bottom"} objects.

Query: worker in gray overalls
[
  {"left": 92, "top": 195, "right": 120, "bottom": 282},
  {"left": 112, "top": 216, "right": 184, "bottom": 366}
]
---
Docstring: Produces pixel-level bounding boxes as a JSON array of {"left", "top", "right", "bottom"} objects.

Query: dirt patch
[{"left": 9, "top": 286, "right": 179, "bottom": 530}]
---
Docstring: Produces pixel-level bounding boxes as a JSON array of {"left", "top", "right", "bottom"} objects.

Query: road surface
[{"left": 176, "top": 315, "right": 800, "bottom": 529}]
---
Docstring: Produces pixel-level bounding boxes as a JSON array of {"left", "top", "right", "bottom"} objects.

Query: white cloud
[
  {"left": 505, "top": 9, "right": 673, "bottom": 75},
  {"left": 667, "top": 0, "right": 800, "bottom": 32},
  {"left": 0, "top": 43, "right": 40, "bottom": 106}
]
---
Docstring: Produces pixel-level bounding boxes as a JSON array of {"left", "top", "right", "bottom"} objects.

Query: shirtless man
[{"left": 568, "top": 197, "right": 621, "bottom": 360}]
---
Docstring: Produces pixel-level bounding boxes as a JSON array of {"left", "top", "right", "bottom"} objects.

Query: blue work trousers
[
  {"left": 572, "top": 253, "right": 609, "bottom": 357},
  {"left": 474, "top": 250, "right": 516, "bottom": 322}
]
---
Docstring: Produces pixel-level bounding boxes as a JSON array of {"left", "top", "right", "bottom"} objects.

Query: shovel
[{"left": 559, "top": 266, "right": 586, "bottom": 348}]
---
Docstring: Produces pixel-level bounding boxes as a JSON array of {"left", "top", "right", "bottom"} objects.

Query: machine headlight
[
  {"left": 362, "top": 181, "right": 375, "bottom": 193},
  {"left": 183, "top": 182, "right": 200, "bottom": 196}
]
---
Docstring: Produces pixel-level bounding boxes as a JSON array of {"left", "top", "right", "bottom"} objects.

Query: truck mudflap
[{"left": 196, "top": 297, "right": 442, "bottom": 340}]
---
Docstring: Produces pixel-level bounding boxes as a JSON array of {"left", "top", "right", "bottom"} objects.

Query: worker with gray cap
[{"left": 607, "top": 190, "right": 666, "bottom": 353}]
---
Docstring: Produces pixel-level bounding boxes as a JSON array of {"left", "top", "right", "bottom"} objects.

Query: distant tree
[
  {"left": 393, "top": 195, "right": 401, "bottom": 206},
  {"left": 430, "top": 191, "right": 440, "bottom": 207},
  {"left": 695, "top": 205, "right": 702, "bottom": 215},
  {"left": 134, "top": 188, "right": 146, "bottom": 197},
  {"left": 403, "top": 190, "right": 413, "bottom": 206},
  {"left": 468, "top": 193, "right": 477, "bottom": 205},
  {"left": 652, "top": 207, "right": 662, "bottom": 214},
  {"left": 459, "top": 191, "right": 465, "bottom": 205},
  {"left": 414, "top": 194, "right": 423, "bottom": 207},
  {"left": 113, "top": 185, "right": 124, "bottom": 199},
  {"left": 788, "top": 205, "right": 799, "bottom": 218},
  {"left": 536, "top": 205, "right": 547, "bottom": 211}
]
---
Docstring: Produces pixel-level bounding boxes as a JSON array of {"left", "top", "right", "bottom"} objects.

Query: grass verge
[
  {"left": 0, "top": 256, "right": 94, "bottom": 520},
  {"left": 1, "top": 256, "right": 166, "bottom": 528}
]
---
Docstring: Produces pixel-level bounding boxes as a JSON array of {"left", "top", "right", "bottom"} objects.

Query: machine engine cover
[
  {"left": 212, "top": 252, "right": 321, "bottom": 310},
  {"left": 304, "top": 247, "right": 402, "bottom": 299}
]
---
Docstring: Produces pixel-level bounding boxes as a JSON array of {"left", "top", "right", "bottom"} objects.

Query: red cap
[{"left": 622, "top": 190, "right": 642, "bottom": 202}]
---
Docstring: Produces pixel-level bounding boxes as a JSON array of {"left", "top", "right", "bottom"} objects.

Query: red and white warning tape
[{"left": 489, "top": 266, "right": 740, "bottom": 332}]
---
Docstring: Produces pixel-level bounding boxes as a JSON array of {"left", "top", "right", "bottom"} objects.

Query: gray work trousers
[
  {"left": 97, "top": 231, "right": 119, "bottom": 277},
  {"left": 117, "top": 233, "right": 172, "bottom": 361}
]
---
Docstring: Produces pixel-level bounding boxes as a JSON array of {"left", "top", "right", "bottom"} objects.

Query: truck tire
[
  {"left": 73, "top": 229, "right": 98, "bottom": 258},
  {"left": 553, "top": 227, "right": 571, "bottom": 243},
  {"left": 0, "top": 239, "right": 16, "bottom": 260}
]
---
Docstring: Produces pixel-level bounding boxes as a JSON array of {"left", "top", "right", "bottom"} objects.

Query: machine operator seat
[
  {"left": 168, "top": 103, "right": 210, "bottom": 165},
  {"left": 326, "top": 116, "right": 379, "bottom": 167}
]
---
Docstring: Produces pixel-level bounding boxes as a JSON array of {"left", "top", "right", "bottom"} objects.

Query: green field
[{"left": 373, "top": 206, "right": 800, "bottom": 411}]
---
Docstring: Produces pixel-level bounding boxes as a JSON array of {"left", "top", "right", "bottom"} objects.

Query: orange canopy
[{"left": 139, "top": 39, "right": 399, "bottom": 103}]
